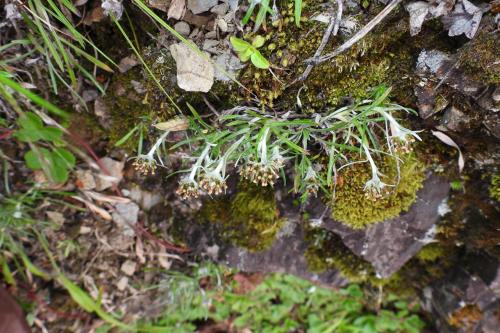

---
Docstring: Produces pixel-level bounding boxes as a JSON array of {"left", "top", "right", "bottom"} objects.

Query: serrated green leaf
[{"left": 250, "top": 51, "right": 270, "bottom": 69}]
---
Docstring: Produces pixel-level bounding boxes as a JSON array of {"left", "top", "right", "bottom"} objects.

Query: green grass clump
[
  {"left": 331, "top": 153, "right": 425, "bottom": 229},
  {"left": 202, "top": 182, "right": 285, "bottom": 252}
]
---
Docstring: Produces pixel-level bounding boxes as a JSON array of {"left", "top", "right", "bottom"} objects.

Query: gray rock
[
  {"left": 187, "top": 0, "right": 218, "bottom": 14},
  {"left": 422, "top": 259, "right": 500, "bottom": 333},
  {"left": 211, "top": 2, "right": 228, "bottom": 16},
  {"left": 112, "top": 202, "right": 139, "bottom": 236},
  {"left": 174, "top": 21, "right": 191, "bottom": 37},
  {"left": 95, "top": 157, "right": 124, "bottom": 191},
  {"left": 314, "top": 173, "right": 450, "bottom": 278},
  {"left": 441, "top": 105, "right": 470, "bottom": 132},
  {"left": 182, "top": 217, "right": 346, "bottom": 286}
]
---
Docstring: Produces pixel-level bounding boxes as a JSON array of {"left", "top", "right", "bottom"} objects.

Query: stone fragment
[
  {"left": 169, "top": 43, "right": 214, "bottom": 92},
  {"left": 174, "top": 21, "right": 191, "bottom": 36},
  {"left": 75, "top": 170, "right": 96, "bottom": 190},
  {"left": 95, "top": 157, "right": 124, "bottom": 191},
  {"left": 120, "top": 260, "right": 137, "bottom": 276},
  {"left": 116, "top": 276, "right": 129, "bottom": 291},
  {"left": 214, "top": 52, "right": 245, "bottom": 81},
  {"left": 211, "top": 2, "right": 229, "bottom": 16},
  {"left": 128, "top": 186, "right": 162, "bottom": 211},
  {"left": 147, "top": 0, "right": 169, "bottom": 12},
  {"left": 112, "top": 202, "right": 140, "bottom": 236},
  {"left": 46, "top": 211, "right": 65, "bottom": 226},
  {"left": 168, "top": 0, "right": 186, "bottom": 19},
  {"left": 441, "top": 105, "right": 470, "bottom": 132},
  {"left": 187, "top": 0, "right": 218, "bottom": 14},
  {"left": 118, "top": 55, "right": 139, "bottom": 73}
]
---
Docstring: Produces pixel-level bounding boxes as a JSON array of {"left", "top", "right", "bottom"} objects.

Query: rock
[
  {"left": 75, "top": 170, "right": 96, "bottom": 190},
  {"left": 441, "top": 105, "right": 470, "bottom": 132},
  {"left": 174, "top": 21, "right": 191, "bottom": 37},
  {"left": 46, "top": 211, "right": 65, "bottom": 226},
  {"left": 183, "top": 10, "right": 215, "bottom": 28},
  {"left": 128, "top": 186, "right": 163, "bottom": 211},
  {"left": 422, "top": 257, "right": 500, "bottom": 333},
  {"left": 202, "top": 39, "right": 219, "bottom": 53},
  {"left": 116, "top": 276, "right": 129, "bottom": 291},
  {"left": 168, "top": 0, "right": 186, "bottom": 19},
  {"left": 315, "top": 173, "right": 450, "bottom": 278},
  {"left": 214, "top": 52, "right": 245, "bottom": 81},
  {"left": 169, "top": 43, "right": 214, "bottom": 92},
  {"left": 120, "top": 260, "right": 137, "bottom": 276},
  {"left": 82, "top": 89, "right": 99, "bottom": 102},
  {"left": 93, "top": 97, "right": 111, "bottom": 130},
  {"left": 211, "top": 2, "right": 229, "bottom": 16},
  {"left": 182, "top": 218, "right": 346, "bottom": 286},
  {"left": 187, "top": 0, "right": 218, "bottom": 14},
  {"left": 95, "top": 157, "right": 124, "bottom": 191},
  {"left": 112, "top": 202, "right": 140, "bottom": 236},
  {"left": 118, "top": 55, "right": 139, "bottom": 73},
  {"left": 147, "top": 0, "right": 169, "bottom": 12}
]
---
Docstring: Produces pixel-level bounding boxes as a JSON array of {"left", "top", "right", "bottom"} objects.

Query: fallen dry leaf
[
  {"left": 153, "top": 117, "right": 189, "bottom": 131},
  {"left": 432, "top": 130, "right": 465, "bottom": 172}
]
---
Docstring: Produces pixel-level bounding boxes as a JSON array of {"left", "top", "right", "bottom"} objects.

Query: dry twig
[
  {"left": 305, "top": 0, "right": 403, "bottom": 65},
  {"left": 294, "top": 0, "right": 344, "bottom": 83}
]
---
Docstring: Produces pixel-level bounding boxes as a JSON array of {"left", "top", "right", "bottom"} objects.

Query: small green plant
[
  {"left": 489, "top": 174, "right": 500, "bottom": 201},
  {"left": 15, "top": 112, "right": 75, "bottom": 183},
  {"left": 160, "top": 86, "right": 421, "bottom": 203},
  {"left": 152, "top": 266, "right": 426, "bottom": 333},
  {"left": 241, "top": 0, "right": 303, "bottom": 30},
  {"left": 230, "top": 36, "right": 270, "bottom": 69}
]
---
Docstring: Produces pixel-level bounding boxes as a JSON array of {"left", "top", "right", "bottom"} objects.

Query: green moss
[
  {"left": 489, "top": 174, "right": 500, "bottom": 202},
  {"left": 459, "top": 28, "right": 500, "bottom": 85},
  {"left": 416, "top": 243, "right": 445, "bottom": 262},
  {"left": 331, "top": 153, "right": 425, "bottom": 229},
  {"left": 201, "top": 182, "right": 285, "bottom": 252}
]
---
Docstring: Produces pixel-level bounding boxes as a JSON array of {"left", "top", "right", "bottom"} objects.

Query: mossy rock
[
  {"left": 331, "top": 153, "right": 425, "bottom": 229},
  {"left": 458, "top": 27, "right": 500, "bottom": 85},
  {"left": 304, "top": 227, "right": 401, "bottom": 287},
  {"left": 201, "top": 181, "right": 285, "bottom": 252}
]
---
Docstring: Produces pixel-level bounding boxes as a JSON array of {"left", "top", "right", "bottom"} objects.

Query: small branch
[
  {"left": 305, "top": 0, "right": 403, "bottom": 65},
  {"left": 294, "top": 0, "right": 343, "bottom": 84}
]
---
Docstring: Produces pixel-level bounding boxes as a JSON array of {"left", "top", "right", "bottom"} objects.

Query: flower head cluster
[
  {"left": 132, "top": 155, "right": 157, "bottom": 175},
  {"left": 176, "top": 177, "right": 200, "bottom": 200},
  {"left": 199, "top": 172, "right": 227, "bottom": 195},
  {"left": 240, "top": 147, "right": 285, "bottom": 187},
  {"left": 303, "top": 166, "right": 320, "bottom": 196}
]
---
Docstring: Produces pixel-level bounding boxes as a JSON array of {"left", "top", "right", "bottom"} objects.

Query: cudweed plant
[{"left": 159, "top": 86, "right": 422, "bottom": 201}]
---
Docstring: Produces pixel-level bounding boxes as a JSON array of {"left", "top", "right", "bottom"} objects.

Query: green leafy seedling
[
  {"left": 15, "top": 112, "right": 75, "bottom": 183},
  {"left": 230, "top": 36, "right": 270, "bottom": 69}
]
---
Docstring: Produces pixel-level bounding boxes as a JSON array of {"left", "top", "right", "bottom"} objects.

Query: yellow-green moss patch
[{"left": 331, "top": 153, "right": 425, "bottom": 229}]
